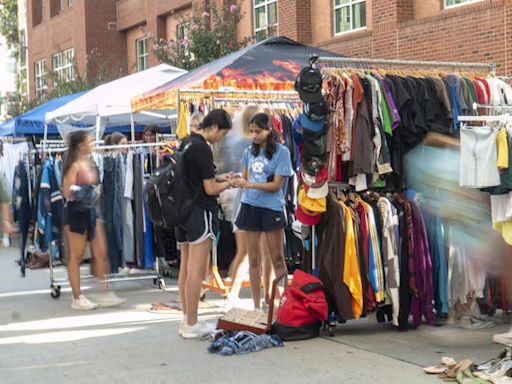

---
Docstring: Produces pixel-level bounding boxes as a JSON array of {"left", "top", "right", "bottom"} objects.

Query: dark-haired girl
[
  {"left": 176, "top": 109, "right": 234, "bottom": 339},
  {"left": 233, "top": 112, "right": 293, "bottom": 310},
  {"left": 62, "top": 130, "right": 126, "bottom": 310}
]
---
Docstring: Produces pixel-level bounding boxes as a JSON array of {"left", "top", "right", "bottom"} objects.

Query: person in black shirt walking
[{"left": 177, "top": 109, "right": 234, "bottom": 339}]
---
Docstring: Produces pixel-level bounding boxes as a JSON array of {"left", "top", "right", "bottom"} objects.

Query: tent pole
[
  {"left": 95, "top": 115, "right": 100, "bottom": 143},
  {"left": 43, "top": 123, "right": 48, "bottom": 159},
  {"left": 130, "top": 113, "right": 135, "bottom": 143}
]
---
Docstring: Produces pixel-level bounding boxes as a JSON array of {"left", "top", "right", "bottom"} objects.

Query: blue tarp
[
  {"left": 13, "top": 91, "right": 147, "bottom": 136},
  {"left": 0, "top": 119, "right": 15, "bottom": 136}
]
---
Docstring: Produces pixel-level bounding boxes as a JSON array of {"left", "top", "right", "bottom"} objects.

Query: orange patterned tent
[{"left": 131, "top": 36, "right": 342, "bottom": 112}]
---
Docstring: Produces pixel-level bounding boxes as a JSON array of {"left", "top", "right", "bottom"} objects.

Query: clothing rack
[
  {"left": 213, "top": 97, "right": 300, "bottom": 104},
  {"left": 311, "top": 54, "right": 495, "bottom": 73}
]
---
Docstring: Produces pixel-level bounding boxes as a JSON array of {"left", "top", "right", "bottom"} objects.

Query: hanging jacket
[{"left": 317, "top": 196, "right": 354, "bottom": 321}]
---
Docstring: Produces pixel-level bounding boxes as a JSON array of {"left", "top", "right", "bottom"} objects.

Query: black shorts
[
  {"left": 175, "top": 205, "right": 219, "bottom": 245},
  {"left": 235, "top": 203, "right": 286, "bottom": 232},
  {"left": 62, "top": 203, "right": 97, "bottom": 241}
]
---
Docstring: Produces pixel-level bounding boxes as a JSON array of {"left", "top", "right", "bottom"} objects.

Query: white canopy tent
[{"left": 45, "top": 63, "right": 186, "bottom": 141}]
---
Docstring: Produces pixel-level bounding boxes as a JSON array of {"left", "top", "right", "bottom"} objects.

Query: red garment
[
  {"left": 475, "top": 77, "right": 491, "bottom": 104},
  {"left": 350, "top": 74, "right": 364, "bottom": 162},
  {"left": 271, "top": 114, "right": 284, "bottom": 142},
  {"left": 472, "top": 79, "right": 487, "bottom": 104}
]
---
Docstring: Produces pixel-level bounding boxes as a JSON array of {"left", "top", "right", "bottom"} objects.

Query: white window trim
[
  {"left": 52, "top": 48, "right": 74, "bottom": 84},
  {"left": 444, "top": 0, "right": 484, "bottom": 9},
  {"left": 136, "top": 37, "right": 149, "bottom": 71},
  {"left": 34, "top": 59, "right": 47, "bottom": 95},
  {"left": 333, "top": 0, "right": 367, "bottom": 36},
  {"left": 253, "top": 0, "right": 278, "bottom": 35}
]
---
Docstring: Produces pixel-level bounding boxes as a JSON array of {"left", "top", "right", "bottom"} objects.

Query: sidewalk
[{"left": 0, "top": 245, "right": 506, "bottom": 384}]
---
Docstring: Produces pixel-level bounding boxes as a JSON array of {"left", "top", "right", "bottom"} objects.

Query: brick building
[{"left": 25, "top": 0, "right": 512, "bottom": 100}]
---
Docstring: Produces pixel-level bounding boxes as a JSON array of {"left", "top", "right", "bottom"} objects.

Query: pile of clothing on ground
[{"left": 207, "top": 331, "right": 284, "bottom": 356}]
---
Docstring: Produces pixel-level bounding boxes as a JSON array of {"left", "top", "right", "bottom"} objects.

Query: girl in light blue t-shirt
[{"left": 233, "top": 112, "right": 294, "bottom": 310}]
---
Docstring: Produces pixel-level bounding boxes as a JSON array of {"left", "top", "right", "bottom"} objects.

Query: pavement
[{"left": 0, "top": 244, "right": 508, "bottom": 384}]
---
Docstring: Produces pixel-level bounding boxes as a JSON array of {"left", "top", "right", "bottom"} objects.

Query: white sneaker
[
  {"left": 88, "top": 291, "right": 127, "bottom": 308},
  {"left": 181, "top": 320, "right": 216, "bottom": 339},
  {"left": 178, "top": 315, "right": 187, "bottom": 336},
  {"left": 71, "top": 295, "right": 98, "bottom": 310}
]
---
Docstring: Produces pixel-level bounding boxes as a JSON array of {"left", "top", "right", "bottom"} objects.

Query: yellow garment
[
  {"left": 497, "top": 127, "right": 508, "bottom": 170},
  {"left": 176, "top": 102, "right": 188, "bottom": 139},
  {"left": 340, "top": 201, "right": 363, "bottom": 319},
  {"left": 493, "top": 220, "right": 512, "bottom": 245}
]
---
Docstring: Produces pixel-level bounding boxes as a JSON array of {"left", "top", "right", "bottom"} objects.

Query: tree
[
  {"left": 0, "top": 0, "right": 19, "bottom": 50},
  {"left": 151, "top": 1, "right": 253, "bottom": 70}
]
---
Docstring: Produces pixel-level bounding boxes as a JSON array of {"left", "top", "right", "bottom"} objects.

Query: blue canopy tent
[
  {"left": 0, "top": 119, "right": 15, "bottom": 136},
  {"left": 14, "top": 92, "right": 87, "bottom": 136},
  {"left": 13, "top": 91, "right": 145, "bottom": 137}
]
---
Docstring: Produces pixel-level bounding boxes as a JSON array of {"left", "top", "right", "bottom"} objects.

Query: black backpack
[{"left": 145, "top": 142, "right": 199, "bottom": 229}]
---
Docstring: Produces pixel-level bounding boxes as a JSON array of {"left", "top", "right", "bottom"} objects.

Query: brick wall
[
  {"left": 278, "top": 0, "right": 312, "bottom": 44},
  {"left": 315, "top": 0, "right": 511, "bottom": 75},
  {"left": 84, "top": 0, "right": 127, "bottom": 80},
  {"left": 27, "top": 0, "right": 82, "bottom": 98}
]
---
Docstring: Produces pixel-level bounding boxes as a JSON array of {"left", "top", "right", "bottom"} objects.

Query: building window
[
  {"left": 334, "top": 0, "right": 366, "bottom": 35},
  {"left": 52, "top": 48, "right": 74, "bottom": 85},
  {"left": 32, "top": 0, "right": 43, "bottom": 26},
  {"left": 136, "top": 37, "right": 148, "bottom": 71},
  {"left": 177, "top": 22, "right": 190, "bottom": 56},
  {"left": 34, "top": 59, "right": 47, "bottom": 95},
  {"left": 444, "top": 0, "right": 483, "bottom": 8},
  {"left": 253, "top": 0, "right": 277, "bottom": 41}
]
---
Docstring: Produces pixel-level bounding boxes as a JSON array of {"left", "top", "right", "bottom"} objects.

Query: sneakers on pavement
[
  {"left": 71, "top": 295, "right": 98, "bottom": 310},
  {"left": 181, "top": 320, "right": 216, "bottom": 339},
  {"left": 88, "top": 291, "right": 127, "bottom": 308}
]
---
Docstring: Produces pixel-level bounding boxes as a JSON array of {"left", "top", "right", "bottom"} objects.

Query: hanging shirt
[
  {"left": 497, "top": 127, "right": 509, "bottom": 170},
  {"left": 176, "top": 102, "right": 189, "bottom": 139},
  {"left": 340, "top": 200, "right": 363, "bottom": 319},
  {"left": 240, "top": 143, "right": 293, "bottom": 212}
]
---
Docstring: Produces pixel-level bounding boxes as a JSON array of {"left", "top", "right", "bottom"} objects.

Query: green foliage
[
  {"left": 0, "top": 0, "right": 19, "bottom": 49},
  {"left": 151, "top": 1, "right": 253, "bottom": 70}
]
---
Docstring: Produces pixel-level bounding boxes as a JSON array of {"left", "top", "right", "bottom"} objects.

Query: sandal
[
  {"left": 148, "top": 301, "right": 182, "bottom": 313},
  {"left": 440, "top": 359, "right": 474, "bottom": 381},
  {"left": 424, "top": 356, "right": 458, "bottom": 374}
]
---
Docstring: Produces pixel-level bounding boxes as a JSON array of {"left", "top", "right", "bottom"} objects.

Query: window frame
[
  {"left": 52, "top": 48, "right": 74, "bottom": 85},
  {"left": 177, "top": 22, "right": 191, "bottom": 56},
  {"left": 443, "top": 0, "right": 483, "bottom": 9},
  {"left": 253, "top": 0, "right": 278, "bottom": 39},
  {"left": 34, "top": 59, "right": 47, "bottom": 95},
  {"left": 333, "top": 0, "right": 367, "bottom": 36},
  {"left": 136, "top": 37, "right": 149, "bottom": 72}
]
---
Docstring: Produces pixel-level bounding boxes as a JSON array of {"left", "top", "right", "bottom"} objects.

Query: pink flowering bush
[{"left": 151, "top": 1, "right": 252, "bottom": 70}]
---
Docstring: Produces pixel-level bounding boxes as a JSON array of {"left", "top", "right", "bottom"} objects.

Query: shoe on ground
[
  {"left": 88, "top": 291, "right": 127, "bottom": 308},
  {"left": 493, "top": 332, "right": 512, "bottom": 345},
  {"left": 71, "top": 295, "right": 98, "bottom": 310},
  {"left": 179, "top": 320, "right": 185, "bottom": 336},
  {"left": 181, "top": 320, "right": 216, "bottom": 339}
]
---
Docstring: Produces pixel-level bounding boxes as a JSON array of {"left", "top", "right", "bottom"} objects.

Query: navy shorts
[
  {"left": 235, "top": 203, "right": 286, "bottom": 232},
  {"left": 175, "top": 205, "right": 219, "bottom": 245},
  {"left": 62, "top": 202, "right": 97, "bottom": 241}
]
